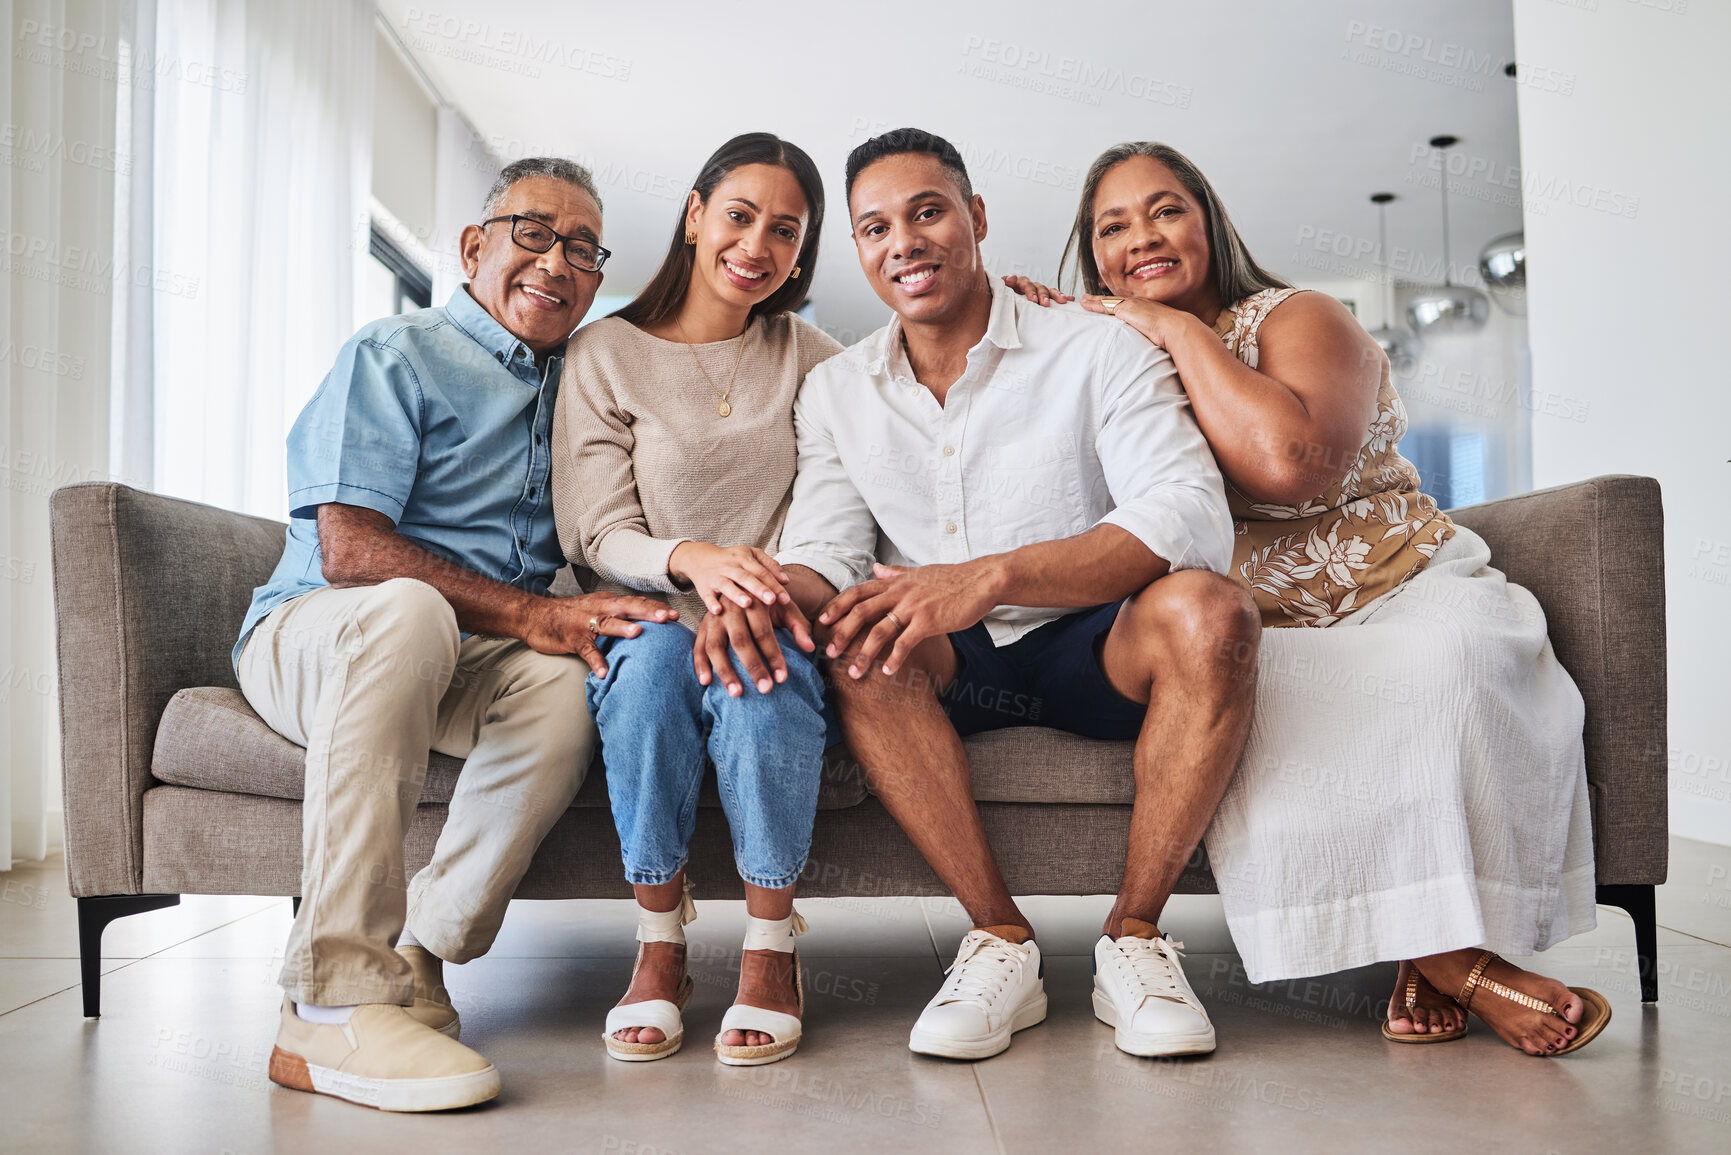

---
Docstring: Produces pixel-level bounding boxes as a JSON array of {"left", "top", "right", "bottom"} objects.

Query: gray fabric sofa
[{"left": 50, "top": 476, "right": 1669, "bottom": 1016}]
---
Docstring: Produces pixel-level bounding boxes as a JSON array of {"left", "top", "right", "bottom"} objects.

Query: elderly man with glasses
[{"left": 233, "top": 158, "right": 673, "bottom": 1112}]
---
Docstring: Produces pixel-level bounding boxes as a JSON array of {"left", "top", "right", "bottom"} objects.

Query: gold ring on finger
[
  {"left": 588, "top": 616, "right": 602, "bottom": 634},
  {"left": 1101, "top": 297, "right": 1124, "bottom": 315},
  {"left": 884, "top": 610, "right": 904, "bottom": 629}
]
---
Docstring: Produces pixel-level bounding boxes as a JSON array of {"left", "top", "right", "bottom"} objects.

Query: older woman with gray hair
[{"left": 1006, "top": 141, "right": 1608, "bottom": 1057}]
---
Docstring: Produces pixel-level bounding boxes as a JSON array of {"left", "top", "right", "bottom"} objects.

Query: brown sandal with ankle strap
[
  {"left": 1455, "top": 949, "right": 1611, "bottom": 1056},
  {"left": 1382, "top": 965, "right": 1467, "bottom": 1043}
]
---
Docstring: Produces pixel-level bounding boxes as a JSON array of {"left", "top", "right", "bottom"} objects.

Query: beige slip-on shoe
[
  {"left": 269, "top": 998, "right": 499, "bottom": 1112},
  {"left": 398, "top": 945, "right": 461, "bottom": 1039}
]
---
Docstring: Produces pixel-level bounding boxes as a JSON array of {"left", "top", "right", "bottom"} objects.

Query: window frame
[{"left": 368, "top": 221, "right": 433, "bottom": 313}]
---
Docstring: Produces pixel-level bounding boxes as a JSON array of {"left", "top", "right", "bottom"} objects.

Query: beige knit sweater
[{"left": 552, "top": 311, "right": 843, "bottom": 630}]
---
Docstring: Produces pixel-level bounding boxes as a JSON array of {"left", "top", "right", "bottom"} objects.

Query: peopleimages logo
[
  {"left": 0, "top": 123, "right": 130, "bottom": 176},
  {"left": 1338, "top": 20, "right": 1577, "bottom": 96},
  {"left": 957, "top": 37, "right": 1193, "bottom": 109},
  {"left": 1343, "top": 21, "right": 1512, "bottom": 76},
  {"left": 0, "top": 341, "right": 85, "bottom": 379},
  {"left": 15, "top": 20, "right": 248, "bottom": 94},
  {"left": 399, "top": 8, "right": 632, "bottom": 81},
  {"left": 0, "top": 229, "right": 201, "bottom": 299}
]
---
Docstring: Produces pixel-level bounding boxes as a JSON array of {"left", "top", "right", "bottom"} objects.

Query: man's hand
[
  {"left": 518, "top": 593, "right": 677, "bottom": 675},
  {"left": 693, "top": 597, "right": 816, "bottom": 698},
  {"left": 819, "top": 561, "right": 998, "bottom": 679},
  {"left": 1001, "top": 273, "right": 1074, "bottom": 308}
]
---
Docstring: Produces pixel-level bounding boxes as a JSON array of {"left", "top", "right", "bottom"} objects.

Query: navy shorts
[{"left": 941, "top": 602, "right": 1148, "bottom": 740}]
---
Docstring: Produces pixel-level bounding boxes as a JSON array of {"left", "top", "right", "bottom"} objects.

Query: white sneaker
[
  {"left": 908, "top": 929, "right": 1047, "bottom": 1060},
  {"left": 1092, "top": 927, "right": 1216, "bottom": 1056}
]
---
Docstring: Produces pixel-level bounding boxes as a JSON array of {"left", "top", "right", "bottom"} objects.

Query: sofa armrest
[
  {"left": 1448, "top": 474, "right": 1667, "bottom": 885},
  {"left": 50, "top": 483, "right": 288, "bottom": 897}
]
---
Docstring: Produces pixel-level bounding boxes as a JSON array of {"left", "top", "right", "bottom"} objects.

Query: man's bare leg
[
  {"left": 828, "top": 635, "right": 1029, "bottom": 936},
  {"left": 1097, "top": 571, "right": 1260, "bottom": 937}
]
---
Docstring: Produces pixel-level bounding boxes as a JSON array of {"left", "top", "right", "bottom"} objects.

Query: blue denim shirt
[{"left": 234, "top": 287, "right": 565, "bottom": 669}]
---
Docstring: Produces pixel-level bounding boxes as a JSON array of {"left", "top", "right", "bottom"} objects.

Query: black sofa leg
[
  {"left": 78, "top": 894, "right": 181, "bottom": 1018},
  {"left": 291, "top": 896, "right": 301, "bottom": 917},
  {"left": 1596, "top": 883, "right": 1659, "bottom": 1003}
]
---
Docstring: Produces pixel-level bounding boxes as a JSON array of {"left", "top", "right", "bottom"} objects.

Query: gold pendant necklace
[{"left": 678, "top": 319, "right": 748, "bottom": 418}]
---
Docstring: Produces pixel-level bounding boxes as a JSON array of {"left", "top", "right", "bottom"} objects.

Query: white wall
[
  {"left": 379, "top": 0, "right": 1529, "bottom": 347},
  {"left": 1512, "top": 0, "right": 1731, "bottom": 846},
  {"left": 431, "top": 106, "right": 497, "bottom": 303},
  {"left": 372, "top": 24, "right": 498, "bottom": 306},
  {"left": 371, "top": 26, "right": 436, "bottom": 245}
]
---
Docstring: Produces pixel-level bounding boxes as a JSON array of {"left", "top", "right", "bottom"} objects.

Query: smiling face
[
  {"left": 848, "top": 152, "right": 988, "bottom": 328},
  {"left": 685, "top": 162, "right": 810, "bottom": 315},
  {"left": 460, "top": 174, "right": 604, "bottom": 356},
  {"left": 1090, "top": 155, "right": 1218, "bottom": 317}
]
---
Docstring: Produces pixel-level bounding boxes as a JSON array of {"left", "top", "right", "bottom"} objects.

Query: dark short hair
[
  {"left": 482, "top": 157, "right": 601, "bottom": 216},
  {"left": 844, "top": 128, "right": 973, "bottom": 206},
  {"left": 614, "top": 132, "right": 825, "bottom": 330}
]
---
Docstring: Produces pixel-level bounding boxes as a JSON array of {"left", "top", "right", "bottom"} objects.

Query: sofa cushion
[
  {"left": 152, "top": 687, "right": 1141, "bottom": 811},
  {"left": 150, "top": 687, "right": 869, "bottom": 810},
  {"left": 954, "top": 728, "right": 1137, "bottom": 804}
]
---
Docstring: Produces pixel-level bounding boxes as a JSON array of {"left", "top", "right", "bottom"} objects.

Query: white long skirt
[{"left": 1205, "top": 524, "right": 1597, "bottom": 984}]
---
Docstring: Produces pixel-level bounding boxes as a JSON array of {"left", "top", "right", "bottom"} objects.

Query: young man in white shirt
[
  {"left": 764, "top": 128, "right": 1260, "bottom": 1061},
  {"left": 772, "top": 130, "right": 1260, "bottom": 1059}
]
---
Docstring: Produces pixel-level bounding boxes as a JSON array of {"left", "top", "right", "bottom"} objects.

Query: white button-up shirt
[{"left": 778, "top": 279, "right": 1232, "bottom": 646}]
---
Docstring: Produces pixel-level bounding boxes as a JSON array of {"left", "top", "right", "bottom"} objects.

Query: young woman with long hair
[{"left": 551, "top": 132, "right": 842, "bottom": 1067}]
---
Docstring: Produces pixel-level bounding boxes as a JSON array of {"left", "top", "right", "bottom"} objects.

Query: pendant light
[
  {"left": 1478, "top": 230, "right": 1526, "bottom": 317},
  {"left": 1366, "top": 192, "right": 1420, "bottom": 373},
  {"left": 1406, "top": 134, "right": 1489, "bottom": 333}
]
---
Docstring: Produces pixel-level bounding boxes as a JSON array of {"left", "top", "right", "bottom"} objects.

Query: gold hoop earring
[
  {"left": 789, "top": 266, "right": 801, "bottom": 280},
  {"left": 684, "top": 231, "right": 696, "bottom": 245}
]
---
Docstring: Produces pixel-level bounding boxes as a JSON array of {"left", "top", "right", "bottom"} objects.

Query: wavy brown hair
[
  {"left": 614, "top": 133, "right": 824, "bottom": 329},
  {"left": 1060, "top": 142, "right": 1288, "bottom": 304}
]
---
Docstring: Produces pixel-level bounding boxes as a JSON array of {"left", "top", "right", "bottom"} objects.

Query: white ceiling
[{"left": 379, "top": 0, "right": 1525, "bottom": 339}]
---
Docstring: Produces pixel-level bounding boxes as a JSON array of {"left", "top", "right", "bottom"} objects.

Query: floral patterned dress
[
  {"left": 1199, "top": 291, "right": 1594, "bottom": 985},
  {"left": 1218, "top": 288, "right": 1455, "bottom": 628}
]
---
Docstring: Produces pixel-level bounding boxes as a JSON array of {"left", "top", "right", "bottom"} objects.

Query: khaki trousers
[{"left": 236, "top": 577, "right": 593, "bottom": 1006}]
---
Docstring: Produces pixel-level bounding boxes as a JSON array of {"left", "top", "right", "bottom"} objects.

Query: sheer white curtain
[
  {"left": 2, "top": 0, "right": 130, "bottom": 867},
  {"left": 150, "top": 0, "right": 373, "bottom": 520},
  {"left": 0, "top": 0, "right": 373, "bottom": 868}
]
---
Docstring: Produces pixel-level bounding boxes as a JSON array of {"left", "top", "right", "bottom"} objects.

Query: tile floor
[{"left": 3, "top": 841, "right": 1730, "bottom": 1154}]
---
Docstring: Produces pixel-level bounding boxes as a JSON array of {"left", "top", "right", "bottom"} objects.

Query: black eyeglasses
[{"left": 481, "top": 214, "right": 611, "bottom": 272}]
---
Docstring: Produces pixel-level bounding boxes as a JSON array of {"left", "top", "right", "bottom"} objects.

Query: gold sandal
[
  {"left": 1382, "top": 964, "right": 1467, "bottom": 1043},
  {"left": 1455, "top": 949, "right": 1612, "bottom": 1057}
]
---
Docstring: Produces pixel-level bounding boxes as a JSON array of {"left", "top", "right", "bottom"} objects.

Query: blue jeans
[{"left": 585, "top": 621, "right": 827, "bottom": 889}]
